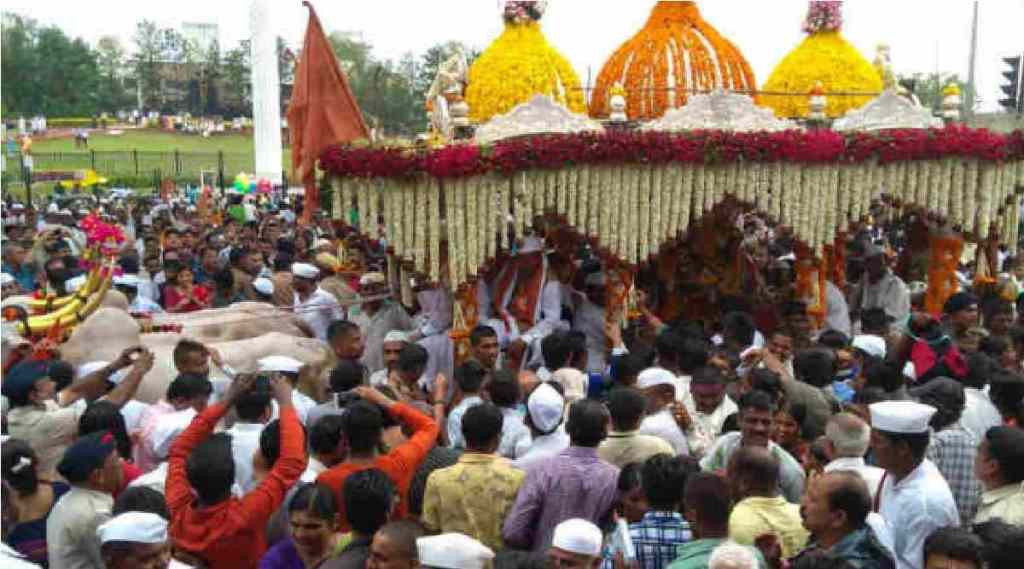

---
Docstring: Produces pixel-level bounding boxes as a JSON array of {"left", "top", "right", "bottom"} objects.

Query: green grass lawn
[
  {"left": 3, "top": 129, "right": 293, "bottom": 200},
  {"left": 31, "top": 129, "right": 291, "bottom": 168}
]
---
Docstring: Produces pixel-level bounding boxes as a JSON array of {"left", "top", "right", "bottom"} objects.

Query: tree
[
  {"left": 328, "top": 32, "right": 372, "bottom": 82},
  {"left": 95, "top": 36, "right": 131, "bottom": 113},
  {"left": 322, "top": 33, "right": 426, "bottom": 136},
  {"left": 898, "top": 72, "right": 967, "bottom": 113},
  {"left": 1, "top": 15, "right": 100, "bottom": 116},
  {"left": 132, "top": 20, "right": 184, "bottom": 111},
  {"left": 278, "top": 36, "right": 296, "bottom": 86},
  {"left": 1, "top": 14, "right": 41, "bottom": 115},
  {"left": 222, "top": 39, "right": 252, "bottom": 116},
  {"left": 202, "top": 41, "right": 223, "bottom": 116},
  {"left": 415, "top": 41, "right": 479, "bottom": 101}
]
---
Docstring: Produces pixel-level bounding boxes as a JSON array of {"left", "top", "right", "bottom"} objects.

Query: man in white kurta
[
  {"left": 870, "top": 401, "right": 959, "bottom": 569},
  {"left": 409, "top": 285, "right": 454, "bottom": 386},
  {"left": 824, "top": 280, "right": 852, "bottom": 337},
  {"left": 572, "top": 272, "right": 609, "bottom": 376},
  {"left": 851, "top": 245, "right": 911, "bottom": 331},
  {"left": 292, "top": 263, "right": 344, "bottom": 342},
  {"left": 351, "top": 272, "right": 414, "bottom": 374}
]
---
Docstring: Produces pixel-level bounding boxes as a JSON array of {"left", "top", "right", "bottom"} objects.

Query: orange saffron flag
[{"left": 287, "top": 1, "right": 369, "bottom": 222}]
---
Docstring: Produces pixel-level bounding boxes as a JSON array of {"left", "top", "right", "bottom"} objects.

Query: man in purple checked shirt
[{"left": 503, "top": 399, "right": 620, "bottom": 552}]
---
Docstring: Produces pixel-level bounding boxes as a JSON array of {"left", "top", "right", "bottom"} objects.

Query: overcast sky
[{"left": 4, "top": 0, "right": 1023, "bottom": 112}]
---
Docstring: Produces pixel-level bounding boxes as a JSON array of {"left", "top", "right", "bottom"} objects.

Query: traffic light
[{"left": 999, "top": 54, "right": 1024, "bottom": 113}]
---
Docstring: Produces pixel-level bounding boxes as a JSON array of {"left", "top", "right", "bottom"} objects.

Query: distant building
[{"left": 182, "top": 22, "right": 220, "bottom": 53}]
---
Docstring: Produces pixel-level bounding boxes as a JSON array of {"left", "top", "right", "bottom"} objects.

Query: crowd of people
[{"left": 2, "top": 191, "right": 1024, "bottom": 569}]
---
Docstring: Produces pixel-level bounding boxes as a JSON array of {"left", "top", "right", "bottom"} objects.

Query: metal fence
[{"left": 11, "top": 150, "right": 254, "bottom": 179}]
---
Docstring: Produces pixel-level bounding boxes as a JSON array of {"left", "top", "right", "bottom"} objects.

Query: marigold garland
[
  {"left": 763, "top": 2, "right": 881, "bottom": 119},
  {"left": 591, "top": 1, "right": 756, "bottom": 120},
  {"left": 465, "top": 21, "right": 585, "bottom": 124}
]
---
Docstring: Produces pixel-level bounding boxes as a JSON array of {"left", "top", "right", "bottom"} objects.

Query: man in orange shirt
[
  {"left": 317, "top": 386, "right": 439, "bottom": 529},
  {"left": 166, "top": 375, "right": 305, "bottom": 569}
]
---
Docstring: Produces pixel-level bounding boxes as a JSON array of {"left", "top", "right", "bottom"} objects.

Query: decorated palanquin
[{"left": 319, "top": 0, "right": 1024, "bottom": 346}]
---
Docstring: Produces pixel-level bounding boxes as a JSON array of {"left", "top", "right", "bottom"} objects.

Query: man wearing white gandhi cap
[
  {"left": 292, "top": 262, "right": 344, "bottom": 342},
  {"left": 869, "top": 401, "right": 959, "bottom": 569},
  {"left": 416, "top": 533, "right": 494, "bottom": 569},
  {"left": 369, "top": 330, "right": 411, "bottom": 387},
  {"left": 96, "top": 511, "right": 170, "bottom": 569},
  {"left": 549, "top": 518, "right": 604, "bottom": 569},
  {"left": 352, "top": 272, "right": 415, "bottom": 375},
  {"left": 259, "top": 355, "right": 317, "bottom": 424}
]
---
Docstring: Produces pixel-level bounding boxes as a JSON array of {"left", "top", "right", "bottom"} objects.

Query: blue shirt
[
  {"left": 447, "top": 395, "right": 484, "bottom": 449},
  {"left": 602, "top": 511, "right": 692, "bottom": 569},
  {"left": 2, "top": 262, "right": 37, "bottom": 292}
]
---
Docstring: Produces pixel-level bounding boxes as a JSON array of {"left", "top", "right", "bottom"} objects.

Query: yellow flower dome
[
  {"left": 466, "top": 19, "right": 586, "bottom": 124},
  {"left": 590, "top": 1, "right": 757, "bottom": 121},
  {"left": 762, "top": 2, "right": 882, "bottom": 119}
]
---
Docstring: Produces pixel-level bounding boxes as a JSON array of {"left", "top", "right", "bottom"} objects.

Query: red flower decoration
[{"left": 318, "top": 127, "right": 1023, "bottom": 181}]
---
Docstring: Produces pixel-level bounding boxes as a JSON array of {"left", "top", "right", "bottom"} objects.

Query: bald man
[{"left": 794, "top": 472, "right": 895, "bottom": 569}]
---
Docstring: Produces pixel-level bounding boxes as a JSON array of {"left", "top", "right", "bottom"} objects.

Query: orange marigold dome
[{"left": 590, "top": 1, "right": 756, "bottom": 121}]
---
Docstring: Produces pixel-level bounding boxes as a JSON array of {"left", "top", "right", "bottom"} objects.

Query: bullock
[{"left": 58, "top": 305, "right": 332, "bottom": 404}]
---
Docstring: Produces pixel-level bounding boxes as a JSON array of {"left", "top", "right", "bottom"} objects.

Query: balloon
[
  {"left": 234, "top": 178, "right": 246, "bottom": 192},
  {"left": 249, "top": 181, "right": 257, "bottom": 191},
  {"left": 257, "top": 178, "right": 272, "bottom": 193}
]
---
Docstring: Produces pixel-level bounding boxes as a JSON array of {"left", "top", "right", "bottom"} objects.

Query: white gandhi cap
[
  {"left": 416, "top": 533, "right": 494, "bottom": 569},
  {"left": 527, "top": 382, "right": 565, "bottom": 433},
  {"left": 291, "top": 263, "right": 319, "bottom": 279},
  {"left": 636, "top": 367, "right": 678, "bottom": 392},
  {"left": 551, "top": 518, "right": 603, "bottom": 557},
  {"left": 253, "top": 277, "right": 274, "bottom": 296},
  {"left": 869, "top": 400, "right": 937, "bottom": 434},
  {"left": 96, "top": 511, "right": 168, "bottom": 544}
]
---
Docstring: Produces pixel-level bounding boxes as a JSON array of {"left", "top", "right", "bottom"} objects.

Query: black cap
[
  {"left": 909, "top": 377, "right": 965, "bottom": 411},
  {"left": 1, "top": 360, "right": 51, "bottom": 402},
  {"left": 56, "top": 431, "right": 117, "bottom": 483},
  {"left": 943, "top": 292, "right": 979, "bottom": 315}
]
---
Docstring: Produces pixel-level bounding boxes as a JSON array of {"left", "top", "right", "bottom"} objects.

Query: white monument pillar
[{"left": 250, "top": 0, "right": 284, "bottom": 185}]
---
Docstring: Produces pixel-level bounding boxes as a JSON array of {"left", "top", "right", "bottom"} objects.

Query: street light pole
[{"left": 965, "top": 0, "right": 979, "bottom": 119}]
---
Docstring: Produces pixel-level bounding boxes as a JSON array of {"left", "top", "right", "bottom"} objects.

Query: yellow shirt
[
  {"left": 974, "top": 482, "right": 1024, "bottom": 526},
  {"left": 597, "top": 431, "right": 676, "bottom": 469},
  {"left": 728, "top": 495, "right": 809, "bottom": 560},
  {"left": 421, "top": 453, "right": 525, "bottom": 551}
]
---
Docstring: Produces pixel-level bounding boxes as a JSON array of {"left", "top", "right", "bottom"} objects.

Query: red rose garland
[{"left": 320, "top": 126, "right": 1024, "bottom": 181}]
